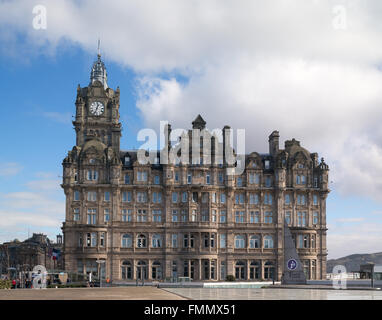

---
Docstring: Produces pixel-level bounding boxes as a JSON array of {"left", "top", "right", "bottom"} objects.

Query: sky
[{"left": 0, "top": 0, "right": 382, "bottom": 259}]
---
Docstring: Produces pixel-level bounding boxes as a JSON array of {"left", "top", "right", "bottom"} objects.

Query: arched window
[
  {"left": 121, "top": 260, "right": 132, "bottom": 279},
  {"left": 137, "top": 234, "right": 147, "bottom": 248},
  {"left": 264, "top": 235, "right": 274, "bottom": 249},
  {"left": 137, "top": 260, "right": 147, "bottom": 280},
  {"left": 152, "top": 234, "right": 162, "bottom": 248},
  {"left": 249, "top": 235, "right": 260, "bottom": 249},
  {"left": 234, "top": 235, "right": 245, "bottom": 248},
  {"left": 249, "top": 261, "right": 260, "bottom": 279},
  {"left": 152, "top": 261, "right": 162, "bottom": 280},
  {"left": 121, "top": 234, "right": 132, "bottom": 248},
  {"left": 235, "top": 261, "right": 246, "bottom": 280},
  {"left": 264, "top": 261, "right": 274, "bottom": 280}
]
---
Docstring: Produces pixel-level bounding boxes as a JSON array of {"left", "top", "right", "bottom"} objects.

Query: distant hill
[{"left": 327, "top": 252, "right": 382, "bottom": 273}]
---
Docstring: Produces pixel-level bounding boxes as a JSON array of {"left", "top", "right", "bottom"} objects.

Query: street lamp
[{"left": 96, "top": 260, "right": 105, "bottom": 288}]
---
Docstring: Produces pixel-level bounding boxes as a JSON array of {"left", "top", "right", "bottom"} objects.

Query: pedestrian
[{"left": 11, "top": 279, "right": 16, "bottom": 289}]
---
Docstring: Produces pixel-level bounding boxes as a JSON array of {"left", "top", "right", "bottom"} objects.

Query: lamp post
[{"left": 96, "top": 260, "right": 105, "bottom": 288}]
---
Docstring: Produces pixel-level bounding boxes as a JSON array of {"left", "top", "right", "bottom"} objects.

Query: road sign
[{"left": 287, "top": 259, "right": 298, "bottom": 271}]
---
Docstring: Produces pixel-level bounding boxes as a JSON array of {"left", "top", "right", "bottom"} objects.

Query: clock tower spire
[{"left": 73, "top": 49, "right": 121, "bottom": 154}]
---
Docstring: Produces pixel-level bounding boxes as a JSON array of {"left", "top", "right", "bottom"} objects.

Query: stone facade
[{"left": 61, "top": 54, "right": 329, "bottom": 282}]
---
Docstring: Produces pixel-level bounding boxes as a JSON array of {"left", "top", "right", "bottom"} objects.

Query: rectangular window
[
  {"left": 187, "top": 173, "right": 192, "bottom": 184},
  {"left": 104, "top": 191, "right": 110, "bottom": 202},
  {"left": 235, "top": 211, "right": 245, "bottom": 223},
  {"left": 220, "top": 193, "right": 226, "bottom": 204},
  {"left": 175, "top": 171, "right": 179, "bottom": 182},
  {"left": 74, "top": 191, "right": 80, "bottom": 201},
  {"left": 121, "top": 209, "right": 129, "bottom": 222},
  {"left": 265, "top": 176, "right": 271, "bottom": 187},
  {"left": 212, "top": 210, "right": 217, "bottom": 222},
  {"left": 137, "top": 209, "right": 147, "bottom": 222},
  {"left": 137, "top": 192, "right": 147, "bottom": 203},
  {"left": 202, "top": 192, "right": 208, "bottom": 203},
  {"left": 191, "top": 210, "right": 197, "bottom": 222},
  {"left": 264, "top": 211, "right": 273, "bottom": 224},
  {"left": 206, "top": 174, "right": 210, "bottom": 185},
  {"left": 73, "top": 208, "right": 80, "bottom": 221},
  {"left": 314, "top": 177, "right": 318, "bottom": 187},
  {"left": 297, "top": 212, "right": 307, "bottom": 227},
  {"left": 172, "top": 192, "right": 178, "bottom": 203},
  {"left": 137, "top": 171, "right": 148, "bottom": 182},
  {"left": 313, "top": 195, "right": 318, "bottom": 205},
  {"left": 182, "top": 192, "right": 188, "bottom": 202},
  {"left": 122, "top": 191, "right": 132, "bottom": 202},
  {"left": 152, "top": 210, "right": 162, "bottom": 222},
  {"left": 249, "top": 211, "right": 255, "bottom": 223},
  {"left": 212, "top": 192, "right": 217, "bottom": 203},
  {"left": 192, "top": 192, "right": 198, "bottom": 203},
  {"left": 87, "top": 191, "right": 97, "bottom": 202},
  {"left": 124, "top": 174, "right": 130, "bottom": 184},
  {"left": 87, "top": 170, "right": 98, "bottom": 181},
  {"left": 87, "top": 209, "right": 96, "bottom": 224},
  {"left": 285, "top": 194, "right": 290, "bottom": 205},
  {"left": 172, "top": 234, "right": 178, "bottom": 248},
  {"left": 152, "top": 192, "right": 162, "bottom": 203},
  {"left": 264, "top": 160, "right": 270, "bottom": 169},
  {"left": 220, "top": 234, "right": 226, "bottom": 248},
  {"left": 172, "top": 210, "right": 178, "bottom": 222},
  {"left": 218, "top": 173, "right": 224, "bottom": 184},
  {"left": 201, "top": 209, "right": 209, "bottom": 222},
  {"left": 285, "top": 211, "right": 291, "bottom": 225},
  {"left": 220, "top": 210, "right": 226, "bottom": 223},
  {"left": 249, "top": 193, "right": 259, "bottom": 204},
  {"left": 104, "top": 209, "right": 110, "bottom": 222},
  {"left": 100, "top": 232, "right": 105, "bottom": 247},
  {"left": 91, "top": 232, "right": 97, "bottom": 247},
  {"left": 264, "top": 193, "right": 273, "bottom": 205},
  {"left": 237, "top": 177, "right": 242, "bottom": 187},
  {"left": 154, "top": 175, "right": 160, "bottom": 185},
  {"left": 181, "top": 209, "right": 187, "bottom": 222},
  {"left": 313, "top": 212, "right": 319, "bottom": 225}
]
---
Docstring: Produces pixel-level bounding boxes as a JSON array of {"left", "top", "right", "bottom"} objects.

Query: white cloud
[
  {"left": 42, "top": 112, "right": 72, "bottom": 124},
  {"left": 0, "top": 162, "right": 22, "bottom": 177}
]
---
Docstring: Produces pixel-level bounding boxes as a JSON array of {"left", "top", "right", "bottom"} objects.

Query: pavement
[{"left": 0, "top": 287, "right": 186, "bottom": 300}]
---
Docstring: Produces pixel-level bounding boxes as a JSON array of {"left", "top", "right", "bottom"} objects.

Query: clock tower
[{"left": 73, "top": 52, "right": 121, "bottom": 153}]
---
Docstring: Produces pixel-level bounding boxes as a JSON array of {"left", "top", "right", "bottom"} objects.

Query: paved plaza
[{"left": 0, "top": 287, "right": 382, "bottom": 300}]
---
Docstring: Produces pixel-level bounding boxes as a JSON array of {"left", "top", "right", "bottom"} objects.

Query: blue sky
[{"left": 1, "top": 0, "right": 382, "bottom": 259}]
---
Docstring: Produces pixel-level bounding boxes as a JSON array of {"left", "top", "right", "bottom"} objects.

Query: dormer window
[
  {"left": 298, "top": 163, "right": 304, "bottom": 169},
  {"left": 124, "top": 156, "right": 130, "bottom": 165},
  {"left": 264, "top": 160, "right": 270, "bottom": 169},
  {"left": 252, "top": 162, "right": 257, "bottom": 168}
]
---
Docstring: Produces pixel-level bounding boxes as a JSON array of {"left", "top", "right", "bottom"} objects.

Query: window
[
  {"left": 124, "top": 156, "right": 130, "bottom": 165},
  {"left": 202, "top": 192, "right": 208, "bottom": 203},
  {"left": 152, "top": 234, "right": 162, "bottom": 248},
  {"left": 172, "top": 210, "right": 178, "bottom": 222},
  {"left": 192, "top": 192, "right": 198, "bottom": 202},
  {"left": 264, "top": 193, "right": 273, "bottom": 205},
  {"left": 311, "top": 235, "right": 316, "bottom": 249},
  {"left": 121, "top": 234, "right": 132, "bottom": 248},
  {"left": 87, "top": 209, "right": 96, "bottom": 225},
  {"left": 237, "top": 177, "right": 242, "bottom": 187},
  {"left": 249, "top": 193, "right": 259, "bottom": 204},
  {"left": 210, "top": 234, "right": 215, "bottom": 248},
  {"left": 124, "top": 174, "right": 130, "bottom": 184},
  {"left": 91, "top": 232, "right": 97, "bottom": 247},
  {"left": 172, "top": 192, "right": 178, "bottom": 203},
  {"left": 190, "top": 235, "right": 195, "bottom": 248},
  {"left": 212, "top": 210, "right": 217, "bottom": 222},
  {"left": 218, "top": 173, "right": 224, "bottom": 184},
  {"left": 285, "top": 211, "right": 291, "bottom": 225},
  {"left": 297, "top": 211, "right": 306, "bottom": 227},
  {"left": 235, "top": 211, "right": 245, "bottom": 223},
  {"left": 313, "top": 212, "right": 319, "bottom": 225},
  {"left": 152, "top": 192, "right": 162, "bottom": 203},
  {"left": 137, "top": 234, "right": 147, "bottom": 248},
  {"left": 137, "top": 192, "right": 147, "bottom": 203},
  {"left": 152, "top": 210, "right": 162, "bottom": 222},
  {"left": 122, "top": 209, "right": 132, "bottom": 222},
  {"left": 187, "top": 173, "right": 192, "bottom": 184},
  {"left": 265, "top": 176, "right": 271, "bottom": 187},
  {"left": 73, "top": 208, "right": 80, "bottom": 221},
  {"left": 220, "top": 193, "right": 226, "bottom": 204},
  {"left": 122, "top": 191, "right": 132, "bottom": 202},
  {"left": 297, "top": 194, "right": 306, "bottom": 205},
  {"left": 154, "top": 175, "right": 160, "bottom": 185},
  {"left": 220, "top": 262, "right": 226, "bottom": 281},
  {"left": 137, "top": 209, "right": 147, "bottom": 222},
  {"left": 250, "top": 235, "right": 260, "bottom": 248},
  {"left": 104, "top": 191, "right": 110, "bottom": 202},
  {"left": 201, "top": 209, "right": 209, "bottom": 222},
  {"left": 235, "top": 193, "right": 244, "bottom": 204},
  {"left": 87, "top": 170, "right": 98, "bottom": 181},
  {"left": 172, "top": 234, "right": 178, "bottom": 248},
  {"left": 181, "top": 209, "right": 187, "bottom": 222},
  {"left": 100, "top": 232, "right": 105, "bottom": 247},
  {"left": 296, "top": 174, "right": 306, "bottom": 185},
  {"left": 264, "top": 235, "right": 274, "bottom": 248},
  {"left": 220, "top": 234, "right": 226, "bottom": 248},
  {"left": 285, "top": 194, "right": 290, "bottom": 205},
  {"left": 137, "top": 171, "right": 148, "bottom": 182},
  {"left": 264, "top": 160, "right": 270, "bottom": 169},
  {"left": 264, "top": 211, "right": 273, "bottom": 224},
  {"left": 249, "top": 173, "right": 260, "bottom": 184},
  {"left": 298, "top": 235, "right": 309, "bottom": 248},
  {"left": 212, "top": 192, "right": 217, "bottom": 203},
  {"left": 220, "top": 210, "right": 226, "bottom": 223},
  {"left": 104, "top": 209, "right": 110, "bottom": 222},
  {"left": 87, "top": 191, "right": 97, "bottom": 201},
  {"left": 175, "top": 171, "right": 179, "bottom": 182},
  {"left": 314, "top": 177, "right": 318, "bottom": 187},
  {"left": 203, "top": 234, "right": 209, "bottom": 248},
  {"left": 313, "top": 195, "right": 318, "bottom": 205},
  {"left": 235, "top": 235, "right": 245, "bottom": 248},
  {"left": 249, "top": 211, "right": 255, "bottom": 223},
  {"left": 182, "top": 192, "right": 188, "bottom": 202},
  {"left": 121, "top": 261, "right": 132, "bottom": 280},
  {"left": 206, "top": 173, "right": 210, "bottom": 185},
  {"left": 183, "top": 234, "right": 189, "bottom": 248},
  {"left": 74, "top": 191, "right": 80, "bottom": 201}
]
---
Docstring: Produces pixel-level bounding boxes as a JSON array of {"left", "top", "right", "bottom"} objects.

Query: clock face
[{"left": 90, "top": 101, "right": 104, "bottom": 116}]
